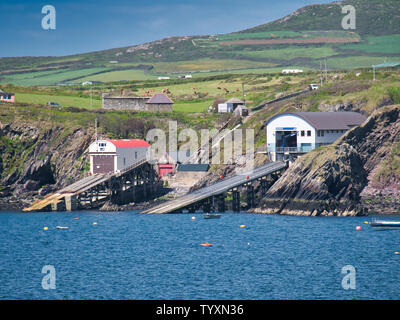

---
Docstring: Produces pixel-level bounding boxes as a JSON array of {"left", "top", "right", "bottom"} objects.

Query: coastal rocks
[
  {"left": 253, "top": 105, "right": 400, "bottom": 216},
  {"left": 0, "top": 121, "right": 93, "bottom": 210}
]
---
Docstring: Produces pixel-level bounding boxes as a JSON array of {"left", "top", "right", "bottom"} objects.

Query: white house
[
  {"left": 266, "top": 112, "right": 366, "bottom": 161},
  {"left": 218, "top": 98, "right": 246, "bottom": 113},
  {"left": 282, "top": 69, "right": 304, "bottom": 74},
  {"left": 218, "top": 103, "right": 233, "bottom": 113},
  {"left": 88, "top": 139, "right": 151, "bottom": 174}
]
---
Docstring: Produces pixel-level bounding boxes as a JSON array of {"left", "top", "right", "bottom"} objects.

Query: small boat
[
  {"left": 370, "top": 219, "right": 400, "bottom": 230},
  {"left": 56, "top": 226, "right": 69, "bottom": 230},
  {"left": 203, "top": 213, "right": 221, "bottom": 219}
]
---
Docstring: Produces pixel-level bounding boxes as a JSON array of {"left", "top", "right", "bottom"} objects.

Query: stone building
[{"left": 102, "top": 93, "right": 173, "bottom": 112}]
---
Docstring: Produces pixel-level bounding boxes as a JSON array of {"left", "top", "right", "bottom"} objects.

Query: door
[{"left": 93, "top": 155, "right": 114, "bottom": 174}]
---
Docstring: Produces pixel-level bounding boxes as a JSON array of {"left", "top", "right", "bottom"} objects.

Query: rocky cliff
[
  {"left": 251, "top": 105, "right": 400, "bottom": 216},
  {"left": 0, "top": 121, "right": 92, "bottom": 210}
]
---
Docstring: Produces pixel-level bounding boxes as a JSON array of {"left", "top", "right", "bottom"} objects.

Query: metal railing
[{"left": 269, "top": 146, "right": 313, "bottom": 153}]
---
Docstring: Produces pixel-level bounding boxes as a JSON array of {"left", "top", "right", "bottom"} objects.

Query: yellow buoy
[
  {"left": 240, "top": 225, "right": 246, "bottom": 228},
  {"left": 93, "top": 222, "right": 98, "bottom": 225},
  {"left": 43, "top": 227, "right": 48, "bottom": 230},
  {"left": 364, "top": 221, "right": 369, "bottom": 224},
  {"left": 395, "top": 252, "right": 399, "bottom": 255}
]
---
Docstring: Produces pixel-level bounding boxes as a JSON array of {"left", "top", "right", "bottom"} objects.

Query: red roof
[{"left": 106, "top": 139, "right": 150, "bottom": 148}]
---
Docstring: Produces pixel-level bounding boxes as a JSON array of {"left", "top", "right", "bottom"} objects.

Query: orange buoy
[
  {"left": 246, "top": 175, "right": 250, "bottom": 180},
  {"left": 356, "top": 226, "right": 361, "bottom": 231},
  {"left": 220, "top": 175, "right": 223, "bottom": 180},
  {"left": 74, "top": 218, "right": 79, "bottom": 220},
  {"left": 200, "top": 242, "right": 213, "bottom": 247}
]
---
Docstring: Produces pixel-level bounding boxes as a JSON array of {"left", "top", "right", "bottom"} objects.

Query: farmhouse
[
  {"left": 266, "top": 112, "right": 366, "bottom": 161},
  {"left": 0, "top": 89, "right": 15, "bottom": 103},
  {"left": 102, "top": 92, "right": 173, "bottom": 112},
  {"left": 88, "top": 139, "right": 150, "bottom": 174},
  {"left": 218, "top": 97, "right": 246, "bottom": 113}
]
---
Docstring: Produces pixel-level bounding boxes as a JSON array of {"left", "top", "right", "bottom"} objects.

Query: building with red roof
[{"left": 88, "top": 139, "right": 151, "bottom": 174}]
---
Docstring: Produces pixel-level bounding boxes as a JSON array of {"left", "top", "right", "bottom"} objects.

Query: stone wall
[
  {"left": 102, "top": 94, "right": 149, "bottom": 111},
  {"left": 102, "top": 94, "right": 173, "bottom": 112}
]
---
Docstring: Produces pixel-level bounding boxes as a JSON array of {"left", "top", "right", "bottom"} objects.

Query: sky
[{"left": 0, "top": 0, "right": 334, "bottom": 57}]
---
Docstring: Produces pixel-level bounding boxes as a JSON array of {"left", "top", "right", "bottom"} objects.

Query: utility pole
[
  {"left": 90, "top": 85, "right": 93, "bottom": 108},
  {"left": 320, "top": 61, "right": 323, "bottom": 87},
  {"left": 242, "top": 82, "right": 246, "bottom": 105},
  {"left": 324, "top": 58, "right": 328, "bottom": 83},
  {"left": 373, "top": 65, "right": 376, "bottom": 81},
  {"left": 95, "top": 117, "right": 98, "bottom": 142}
]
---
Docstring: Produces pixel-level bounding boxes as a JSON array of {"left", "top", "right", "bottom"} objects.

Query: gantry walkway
[
  {"left": 142, "top": 161, "right": 286, "bottom": 214},
  {"left": 23, "top": 159, "right": 150, "bottom": 212}
]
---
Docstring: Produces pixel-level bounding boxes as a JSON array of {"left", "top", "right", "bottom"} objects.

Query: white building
[
  {"left": 88, "top": 139, "right": 151, "bottom": 174},
  {"left": 282, "top": 69, "right": 304, "bottom": 74},
  {"left": 217, "top": 103, "right": 233, "bottom": 113},
  {"left": 266, "top": 112, "right": 366, "bottom": 161}
]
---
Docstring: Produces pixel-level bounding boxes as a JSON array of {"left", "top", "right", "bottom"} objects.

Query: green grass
[
  {"left": 73, "top": 68, "right": 159, "bottom": 82},
  {"left": 15, "top": 92, "right": 102, "bottom": 109},
  {"left": 173, "top": 99, "right": 213, "bottom": 113},
  {"left": 152, "top": 58, "right": 276, "bottom": 73},
  {"left": 339, "top": 34, "right": 400, "bottom": 54},
  {"left": 0, "top": 67, "right": 109, "bottom": 86},
  {"left": 232, "top": 46, "right": 338, "bottom": 60},
  {"left": 217, "top": 31, "right": 302, "bottom": 40},
  {"left": 326, "top": 56, "right": 395, "bottom": 70}
]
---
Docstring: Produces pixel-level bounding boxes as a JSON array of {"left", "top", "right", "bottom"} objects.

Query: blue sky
[{"left": 0, "top": 0, "right": 333, "bottom": 57}]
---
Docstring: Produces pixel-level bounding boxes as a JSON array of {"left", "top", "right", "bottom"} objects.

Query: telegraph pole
[{"left": 320, "top": 61, "right": 323, "bottom": 87}]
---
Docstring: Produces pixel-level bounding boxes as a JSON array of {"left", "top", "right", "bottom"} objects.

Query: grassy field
[
  {"left": 0, "top": 67, "right": 109, "bottom": 86},
  {"left": 325, "top": 56, "right": 395, "bottom": 70},
  {"left": 231, "top": 46, "right": 338, "bottom": 60},
  {"left": 152, "top": 59, "right": 276, "bottom": 73},
  {"left": 74, "top": 68, "right": 159, "bottom": 82},
  {"left": 173, "top": 99, "right": 213, "bottom": 113},
  {"left": 339, "top": 34, "right": 400, "bottom": 54},
  {"left": 15, "top": 92, "right": 102, "bottom": 109}
]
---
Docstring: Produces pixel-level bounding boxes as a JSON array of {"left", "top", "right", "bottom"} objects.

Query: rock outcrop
[
  {"left": 252, "top": 105, "right": 400, "bottom": 216},
  {"left": 0, "top": 122, "right": 92, "bottom": 210}
]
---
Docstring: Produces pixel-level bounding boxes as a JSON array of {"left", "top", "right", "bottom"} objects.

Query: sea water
[{"left": 1, "top": 210, "right": 400, "bottom": 300}]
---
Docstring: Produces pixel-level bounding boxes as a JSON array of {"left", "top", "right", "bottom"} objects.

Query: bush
[{"left": 388, "top": 87, "right": 400, "bottom": 104}]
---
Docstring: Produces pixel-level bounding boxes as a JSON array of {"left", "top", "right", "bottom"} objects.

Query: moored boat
[
  {"left": 370, "top": 219, "right": 400, "bottom": 230},
  {"left": 203, "top": 213, "right": 221, "bottom": 219}
]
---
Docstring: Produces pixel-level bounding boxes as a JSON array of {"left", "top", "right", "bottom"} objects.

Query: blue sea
[{"left": 1, "top": 210, "right": 400, "bottom": 300}]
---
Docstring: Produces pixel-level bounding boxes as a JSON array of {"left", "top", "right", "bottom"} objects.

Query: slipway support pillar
[
  {"left": 65, "top": 195, "right": 78, "bottom": 211},
  {"left": 232, "top": 190, "right": 240, "bottom": 212}
]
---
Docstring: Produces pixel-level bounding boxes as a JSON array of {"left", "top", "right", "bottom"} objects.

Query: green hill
[
  {"left": 241, "top": 0, "right": 400, "bottom": 36},
  {"left": 0, "top": 0, "right": 399, "bottom": 86}
]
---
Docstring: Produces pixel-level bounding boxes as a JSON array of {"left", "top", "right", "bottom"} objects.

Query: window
[
  {"left": 123, "top": 158, "right": 126, "bottom": 165},
  {"left": 99, "top": 143, "right": 106, "bottom": 147},
  {"left": 317, "top": 131, "right": 320, "bottom": 137},
  {"left": 135, "top": 152, "right": 138, "bottom": 159},
  {"left": 320, "top": 130, "right": 324, "bottom": 137},
  {"left": 307, "top": 130, "right": 311, "bottom": 137},
  {"left": 301, "top": 130, "right": 305, "bottom": 137}
]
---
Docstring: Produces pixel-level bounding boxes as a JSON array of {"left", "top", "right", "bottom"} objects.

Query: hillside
[
  {"left": 241, "top": 0, "right": 400, "bottom": 36},
  {"left": 0, "top": 0, "right": 399, "bottom": 86}
]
